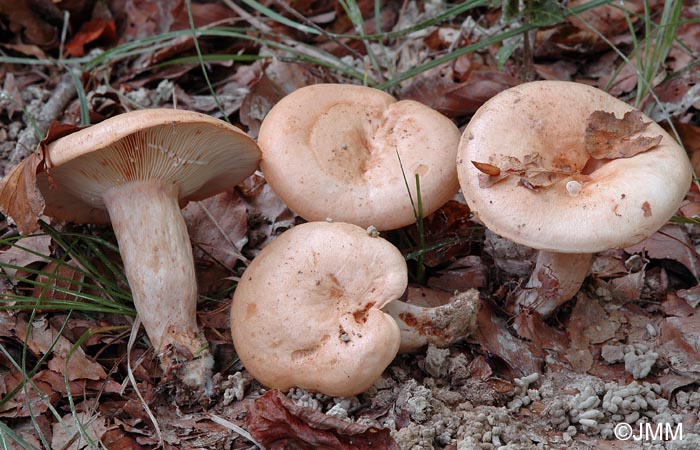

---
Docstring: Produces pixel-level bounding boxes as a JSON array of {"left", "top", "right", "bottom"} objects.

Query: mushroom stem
[
  {"left": 383, "top": 289, "right": 480, "bottom": 353},
  {"left": 103, "top": 180, "right": 213, "bottom": 391},
  {"left": 515, "top": 251, "right": 592, "bottom": 317}
]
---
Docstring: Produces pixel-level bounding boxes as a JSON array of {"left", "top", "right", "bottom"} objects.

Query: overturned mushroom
[
  {"left": 258, "top": 83, "right": 460, "bottom": 231},
  {"left": 457, "top": 81, "right": 692, "bottom": 316},
  {"left": 33, "top": 109, "right": 261, "bottom": 391},
  {"left": 384, "top": 288, "right": 479, "bottom": 354},
  {"left": 230, "top": 221, "right": 405, "bottom": 397}
]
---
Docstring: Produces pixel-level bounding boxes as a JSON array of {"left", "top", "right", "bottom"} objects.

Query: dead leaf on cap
[
  {"left": 246, "top": 390, "right": 399, "bottom": 450},
  {"left": 472, "top": 161, "right": 500, "bottom": 176},
  {"left": 474, "top": 153, "right": 577, "bottom": 189},
  {"left": 585, "top": 110, "right": 662, "bottom": 159}
]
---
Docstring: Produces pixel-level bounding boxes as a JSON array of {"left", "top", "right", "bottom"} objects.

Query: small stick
[{"left": 7, "top": 71, "right": 76, "bottom": 173}]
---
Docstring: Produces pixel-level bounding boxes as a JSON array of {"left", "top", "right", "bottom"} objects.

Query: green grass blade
[
  {"left": 239, "top": 0, "right": 320, "bottom": 35},
  {"left": 377, "top": 0, "right": 609, "bottom": 90}
]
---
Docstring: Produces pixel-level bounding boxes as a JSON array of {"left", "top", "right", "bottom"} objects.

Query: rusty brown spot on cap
[{"left": 352, "top": 302, "right": 375, "bottom": 324}]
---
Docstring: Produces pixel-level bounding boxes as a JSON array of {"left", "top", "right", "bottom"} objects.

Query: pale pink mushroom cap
[
  {"left": 36, "top": 108, "right": 261, "bottom": 222},
  {"left": 258, "top": 83, "right": 461, "bottom": 230},
  {"left": 458, "top": 81, "right": 692, "bottom": 253},
  {"left": 231, "top": 221, "right": 406, "bottom": 397}
]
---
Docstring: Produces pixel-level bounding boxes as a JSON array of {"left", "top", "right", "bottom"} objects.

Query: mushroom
[
  {"left": 34, "top": 109, "right": 261, "bottom": 391},
  {"left": 383, "top": 288, "right": 480, "bottom": 353},
  {"left": 230, "top": 221, "right": 405, "bottom": 397},
  {"left": 256, "top": 83, "right": 472, "bottom": 352},
  {"left": 257, "top": 83, "right": 461, "bottom": 231},
  {"left": 457, "top": 81, "right": 692, "bottom": 316}
]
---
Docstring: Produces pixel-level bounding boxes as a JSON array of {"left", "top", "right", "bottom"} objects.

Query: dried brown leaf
[
  {"left": 40, "top": 121, "right": 84, "bottom": 152},
  {"left": 608, "top": 271, "right": 645, "bottom": 300},
  {"left": 472, "top": 160, "right": 500, "bottom": 176},
  {"left": 2, "top": 313, "right": 108, "bottom": 382},
  {"left": 400, "top": 64, "right": 519, "bottom": 119},
  {"left": 32, "top": 261, "right": 85, "bottom": 303},
  {"left": 0, "top": 374, "right": 59, "bottom": 418},
  {"left": 182, "top": 190, "right": 248, "bottom": 292},
  {"left": 427, "top": 256, "right": 487, "bottom": 291},
  {"left": 661, "top": 292, "right": 696, "bottom": 317},
  {"left": 585, "top": 110, "right": 662, "bottom": 159},
  {"left": 658, "top": 315, "right": 700, "bottom": 379},
  {"left": 0, "top": 121, "right": 84, "bottom": 234},
  {"left": 477, "top": 153, "right": 573, "bottom": 189},
  {"left": 0, "top": 234, "right": 51, "bottom": 278},
  {"left": 472, "top": 302, "right": 543, "bottom": 377},
  {"left": 240, "top": 59, "right": 331, "bottom": 138},
  {"left": 239, "top": 175, "right": 296, "bottom": 252},
  {"left": 52, "top": 412, "right": 110, "bottom": 450},
  {"left": 0, "top": 153, "right": 44, "bottom": 234},
  {"left": 101, "top": 428, "right": 147, "bottom": 450},
  {"left": 626, "top": 224, "right": 700, "bottom": 280},
  {"left": 64, "top": 18, "right": 117, "bottom": 57},
  {"left": 0, "top": 0, "right": 58, "bottom": 47},
  {"left": 1, "top": 73, "right": 23, "bottom": 119},
  {"left": 677, "top": 285, "right": 700, "bottom": 309},
  {"left": 183, "top": 191, "right": 248, "bottom": 261},
  {"left": 246, "top": 390, "right": 399, "bottom": 450}
]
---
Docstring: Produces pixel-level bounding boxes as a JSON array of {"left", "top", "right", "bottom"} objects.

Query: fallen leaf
[
  {"left": 240, "top": 59, "right": 331, "bottom": 138},
  {"left": 0, "top": 0, "right": 58, "bottom": 47},
  {"left": 471, "top": 161, "right": 500, "bottom": 176},
  {"left": 239, "top": 175, "right": 296, "bottom": 253},
  {"left": 32, "top": 369, "right": 114, "bottom": 397},
  {"left": 0, "top": 153, "right": 45, "bottom": 234},
  {"left": 608, "top": 270, "right": 645, "bottom": 300},
  {"left": 668, "top": 122, "right": 700, "bottom": 176},
  {"left": 427, "top": 256, "right": 488, "bottom": 291},
  {"left": 585, "top": 110, "right": 662, "bottom": 159},
  {"left": 182, "top": 190, "right": 248, "bottom": 293},
  {"left": 484, "top": 230, "right": 537, "bottom": 278},
  {"left": 100, "top": 428, "right": 147, "bottom": 450},
  {"left": 590, "top": 251, "right": 629, "bottom": 278},
  {"left": 5, "top": 417, "right": 50, "bottom": 449},
  {"left": 658, "top": 315, "right": 700, "bottom": 377},
  {"left": 400, "top": 63, "right": 519, "bottom": 119},
  {"left": 51, "top": 412, "right": 110, "bottom": 450},
  {"left": 677, "top": 285, "right": 700, "bottom": 309},
  {"left": 32, "top": 260, "right": 85, "bottom": 304},
  {"left": 246, "top": 390, "right": 399, "bottom": 450},
  {"left": 184, "top": 191, "right": 248, "bottom": 261},
  {"left": 0, "top": 234, "right": 51, "bottom": 278},
  {"left": 512, "top": 310, "right": 569, "bottom": 354},
  {"left": 0, "top": 358, "right": 60, "bottom": 418},
  {"left": 472, "top": 302, "right": 543, "bottom": 377},
  {"left": 625, "top": 224, "right": 700, "bottom": 281},
  {"left": 1, "top": 312, "right": 108, "bottom": 382},
  {"left": 564, "top": 294, "right": 621, "bottom": 373},
  {"left": 1, "top": 73, "right": 23, "bottom": 119},
  {"left": 64, "top": 18, "right": 117, "bottom": 57},
  {"left": 475, "top": 153, "right": 577, "bottom": 189},
  {"left": 661, "top": 292, "right": 696, "bottom": 318}
]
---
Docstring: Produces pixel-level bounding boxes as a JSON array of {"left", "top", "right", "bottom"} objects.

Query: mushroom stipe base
[{"left": 104, "top": 180, "right": 215, "bottom": 392}]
